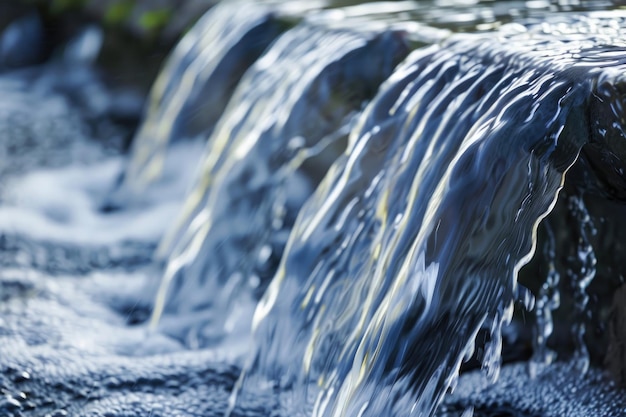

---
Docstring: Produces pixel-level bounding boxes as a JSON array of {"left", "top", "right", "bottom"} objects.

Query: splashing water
[{"left": 2, "top": 2, "right": 626, "bottom": 417}]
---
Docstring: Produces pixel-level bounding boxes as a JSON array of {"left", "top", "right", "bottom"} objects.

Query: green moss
[
  {"left": 105, "top": 1, "right": 135, "bottom": 25},
  {"left": 138, "top": 8, "right": 172, "bottom": 32},
  {"left": 50, "top": 0, "right": 87, "bottom": 13}
]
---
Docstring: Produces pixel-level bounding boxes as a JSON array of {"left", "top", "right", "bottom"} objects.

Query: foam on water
[{"left": 0, "top": 142, "right": 201, "bottom": 245}]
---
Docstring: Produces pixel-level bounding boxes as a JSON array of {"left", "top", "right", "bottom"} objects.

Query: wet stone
[{"left": 606, "top": 284, "right": 626, "bottom": 387}]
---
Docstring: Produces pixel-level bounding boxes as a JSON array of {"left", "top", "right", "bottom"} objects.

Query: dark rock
[
  {"left": 606, "top": 285, "right": 626, "bottom": 387},
  {"left": 0, "top": 14, "right": 46, "bottom": 70},
  {"left": 14, "top": 1, "right": 216, "bottom": 43}
]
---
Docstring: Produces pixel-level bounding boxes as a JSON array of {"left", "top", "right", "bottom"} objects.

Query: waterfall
[
  {"left": 225, "top": 13, "right": 626, "bottom": 417},
  {"left": 1, "top": 2, "right": 626, "bottom": 417},
  {"left": 122, "top": 2, "right": 288, "bottom": 192},
  {"left": 149, "top": 15, "right": 412, "bottom": 349}
]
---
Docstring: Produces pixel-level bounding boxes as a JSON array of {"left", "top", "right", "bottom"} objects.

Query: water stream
[
  {"left": 1, "top": 1, "right": 626, "bottom": 417},
  {"left": 150, "top": 16, "right": 411, "bottom": 350}
]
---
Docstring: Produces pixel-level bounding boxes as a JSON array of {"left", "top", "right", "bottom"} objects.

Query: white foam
[{"left": 0, "top": 140, "right": 204, "bottom": 246}]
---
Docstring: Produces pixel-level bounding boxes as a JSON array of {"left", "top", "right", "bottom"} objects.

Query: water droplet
[
  {"left": 14, "top": 371, "right": 30, "bottom": 383},
  {"left": 0, "top": 396, "right": 22, "bottom": 411},
  {"left": 516, "top": 284, "right": 535, "bottom": 311}
]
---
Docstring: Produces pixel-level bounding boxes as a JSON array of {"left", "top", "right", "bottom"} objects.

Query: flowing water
[
  {"left": 122, "top": 2, "right": 289, "bottom": 192},
  {"left": 150, "top": 17, "right": 413, "bottom": 349},
  {"left": 2, "top": 1, "right": 626, "bottom": 417}
]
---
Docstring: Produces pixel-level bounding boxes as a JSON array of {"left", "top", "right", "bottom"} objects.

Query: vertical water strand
[
  {"left": 530, "top": 222, "right": 560, "bottom": 376},
  {"left": 481, "top": 303, "right": 513, "bottom": 383},
  {"left": 567, "top": 193, "right": 597, "bottom": 373}
]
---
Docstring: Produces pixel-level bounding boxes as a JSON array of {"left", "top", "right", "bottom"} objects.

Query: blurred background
[{"left": 0, "top": 0, "right": 219, "bottom": 93}]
